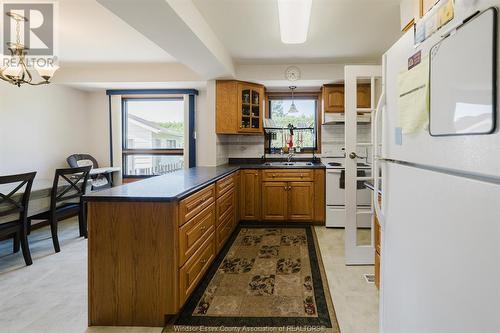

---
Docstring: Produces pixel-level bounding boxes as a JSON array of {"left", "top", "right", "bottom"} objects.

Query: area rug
[{"left": 167, "top": 223, "right": 340, "bottom": 333}]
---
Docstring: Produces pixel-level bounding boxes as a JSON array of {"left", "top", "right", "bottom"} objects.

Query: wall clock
[{"left": 285, "top": 66, "right": 301, "bottom": 82}]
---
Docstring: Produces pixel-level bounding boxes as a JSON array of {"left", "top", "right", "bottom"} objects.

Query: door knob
[{"left": 349, "top": 152, "right": 358, "bottom": 159}]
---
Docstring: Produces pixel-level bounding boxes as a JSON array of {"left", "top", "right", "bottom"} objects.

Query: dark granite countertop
[
  {"left": 84, "top": 165, "right": 239, "bottom": 202},
  {"left": 228, "top": 158, "right": 325, "bottom": 169},
  {"left": 84, "top": 162, "right": 325, "bottom": 203},
  {"left": 235, "top": 163, "right": 325, "bottom": 169}
]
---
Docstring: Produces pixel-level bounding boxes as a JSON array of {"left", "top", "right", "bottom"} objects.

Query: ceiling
[
  {"left": 57, "top": 0, "right": 176, "bottom": 64},
  {"left": 192, "top": 0, "right": 402, "bottom": 64}
]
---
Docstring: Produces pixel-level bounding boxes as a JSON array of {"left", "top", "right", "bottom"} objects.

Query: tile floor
[{"left": 0, "top": 219, "right": 378, "bottom": 333}]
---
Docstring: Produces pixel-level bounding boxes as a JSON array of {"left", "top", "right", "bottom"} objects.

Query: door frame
[{"left": 344, "top": 65, "right": 382, "bottom": 265}]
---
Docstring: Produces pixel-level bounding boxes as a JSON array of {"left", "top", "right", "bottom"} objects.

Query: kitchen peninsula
[{"left": 84, "top": 163, "right": 325, "bottom": 327}]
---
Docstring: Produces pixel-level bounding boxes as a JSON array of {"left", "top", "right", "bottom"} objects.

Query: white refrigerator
[{"left": 376, "top": 1, "right": 500, "bottom": 333}]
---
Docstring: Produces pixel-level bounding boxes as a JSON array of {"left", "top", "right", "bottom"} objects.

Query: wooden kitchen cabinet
[
  {"left": 262, "top": 181, "right": 288, "bottom": 220},
  {"left": 288, "top": 182, "right": 314, "bottom": 221},
  {"left": 240, "top": 169, "right": 261, "bottom": 220},
  {"left": 356, "top": 83, "right": 371, "bottom": 109},
  {"left": 216, "top": 80, "right": 264, "bottom": 134},
  {"left": 322, "top": 84, "right": 344, "bottom": 113},
  {"left": 322, "top": 83, "right": 372, "bottom": 113},
  {"left": 262, "top": 180, "right": 314, "bottom": 221},
  {"left": 261, "top": 169, "right": 318, "bottom": 222}
]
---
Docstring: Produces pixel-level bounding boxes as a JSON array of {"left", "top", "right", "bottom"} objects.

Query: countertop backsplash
[{"left": 217, "top": 123, "right": 372, "bottom": 160}]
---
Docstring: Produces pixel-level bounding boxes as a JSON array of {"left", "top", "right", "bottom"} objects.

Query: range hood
[{"left": 323, "top": 113, "right": 371, "bottom": 125}]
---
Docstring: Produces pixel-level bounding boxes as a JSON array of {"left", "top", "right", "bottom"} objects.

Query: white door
[{"left": 344, "top": 65, "right": 382, "bottom": 265}]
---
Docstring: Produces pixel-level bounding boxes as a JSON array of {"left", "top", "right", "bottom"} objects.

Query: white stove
[{"left": 322, "top": 157, "right": 372, "bottom": 228}]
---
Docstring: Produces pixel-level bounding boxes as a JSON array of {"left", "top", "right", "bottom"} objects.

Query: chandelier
[{"left": 0, "top": 11, "right": 59, "bottom": 87}]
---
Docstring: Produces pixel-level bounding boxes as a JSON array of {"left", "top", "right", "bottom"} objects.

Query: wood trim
[
  {"left": 313, "top": 169, "right": 325, "bottom": 223},
  {"left": 122, "top": 149, "right": 184, "bottom": 155},
  {"left": 402, "top": 18, "right": 415, "bottom": 32},
  {"left": 266, "top": 91, "right": 321, "bottom": 99},
  {"left": 264, "top": 92, "right": 322, "bottom": 154}
]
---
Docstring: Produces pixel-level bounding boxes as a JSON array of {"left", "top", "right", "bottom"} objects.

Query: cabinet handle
[
  {"left": 200, "top": 226, "right": 206, "bottom": 231},
  {"left": 284, "top": 186, "right": 287, "bottom": 191},
  {"left": 200, "top": 258, "right": 207, "bottom": 264},
  {"left": 272, "top": 174, "right": 276, "bottom": 178},
  {"left": 300, "top": 174, "right": 303, "bottom": 178},
  {"left": 288, "top": 186, "right": 292, "bottom": 191}
]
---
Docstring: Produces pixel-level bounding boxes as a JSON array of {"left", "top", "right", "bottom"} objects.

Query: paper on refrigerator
[{"left": 397, "top": 57, "right": 429, "bottom": 134}]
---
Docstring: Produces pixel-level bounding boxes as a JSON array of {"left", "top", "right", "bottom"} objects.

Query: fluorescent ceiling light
[{"left": 278, "top": 0, "right": 312, "bottom": 44}]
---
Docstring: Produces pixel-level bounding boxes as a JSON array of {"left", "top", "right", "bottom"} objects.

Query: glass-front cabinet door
[{"left": 238, "top": 84, "right": 263, "bottom": 133}]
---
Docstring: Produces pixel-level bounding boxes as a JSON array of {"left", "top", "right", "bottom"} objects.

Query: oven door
[{"left": 326, "top": 169, "right": 344, "bottom": 206}]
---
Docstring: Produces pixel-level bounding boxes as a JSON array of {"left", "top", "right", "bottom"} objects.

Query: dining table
[{"left": 0, "top": 167, "right": 121, "bottom": 224}]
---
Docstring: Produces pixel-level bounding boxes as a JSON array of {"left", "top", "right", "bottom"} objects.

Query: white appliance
[
  {"left": 376, "top": 2, "right": 500, "bottom": 333},
  {"left": 324, "top": 157, "right": 372, "bottom": 227}
]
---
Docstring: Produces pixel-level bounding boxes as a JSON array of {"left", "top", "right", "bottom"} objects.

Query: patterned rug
[{"left": 168, "top": 223, "right": 340, "bottom": 332}]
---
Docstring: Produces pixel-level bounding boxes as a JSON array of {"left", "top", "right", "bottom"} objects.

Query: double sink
[{"left": 262, "top": 161, "right": 315, "bottom": 167}]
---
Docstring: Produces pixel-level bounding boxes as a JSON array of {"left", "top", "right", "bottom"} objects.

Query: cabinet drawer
[
  {"left": 216, "top": 187, "right": 235, "bottom": 225},
  {"left": 262, "top": 169, "right": 314, "bottom": 182},
  {"left": 216, "top": 208, "right": 234, "bottom": 251},
  {"left": 216, "top": 173, "right": 235, "bottom": 197},
  {"left": 179, "top": 203, "right": 215, "bottom": 267},
  {"left": 179, "top": 233, "right": 216, "bottom": 305},
  {"left": 179, "top": 185, "right": 215, "bottom": 226}
]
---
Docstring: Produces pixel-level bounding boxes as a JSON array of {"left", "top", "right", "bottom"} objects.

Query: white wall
[
  {"left": 86, "top": 91, "right": 110, "bottom": 166},
  {"left": 195, "top": 80, "right": 229, "bottom": 166},
  {"left": 0, "top": 84, "right": 108, "bottom": 179}
]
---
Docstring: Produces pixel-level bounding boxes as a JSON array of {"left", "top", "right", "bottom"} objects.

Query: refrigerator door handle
[{"left": 373, "top": 91, "right": 386, "bottom": 226}]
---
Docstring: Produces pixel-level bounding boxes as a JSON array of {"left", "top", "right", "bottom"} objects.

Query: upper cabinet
[
  {"left": 216, "top": 80, "right": 264, "bottom": 134},
  {"left": 322, "top": 84, "right": 344, "bottom": 113},
  {"left": 322, "top": 83, "right": 371, "bottom": 113},
  {"left": 356, "top": 84, "right": 371, "bottom": 109}
]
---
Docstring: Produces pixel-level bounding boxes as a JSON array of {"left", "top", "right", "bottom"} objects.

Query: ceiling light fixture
[
  {"left": 0, "top": 11, "right": 58, "bottom": 87},
  {"left": 277, "top": 0, "right": 312, "bottom": 44},
  {"left": 288, "top": 86, "right": 299, "bottom": 114}
]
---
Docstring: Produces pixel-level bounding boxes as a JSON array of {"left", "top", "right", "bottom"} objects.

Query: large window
[
  {"left": 122, "top": 98, "right": 184, "bottom": 177},
  {"left": 267, "top": 95, "right": 319, "bottom": 153}
]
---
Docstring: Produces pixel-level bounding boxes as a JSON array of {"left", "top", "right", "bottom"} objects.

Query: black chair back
[
  {"left": 51, "top": 166, "right": 91, "bottom": 210},
  {"left": 0, "top": 172, "right": 36, "bottom": 220},
  {"left": 66, "top": 154, "right": 99, "bottom": 169}
]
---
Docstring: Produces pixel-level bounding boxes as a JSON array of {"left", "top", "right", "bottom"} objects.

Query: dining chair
[
  {"left": 0, "top": 172, "right": 37, "bottom": 266},
  {"left": 29, "top": 166, "right": 91, "bottom": 253},
  {"left": 67, "top": 153, "right": 110, "bottom": 190}
]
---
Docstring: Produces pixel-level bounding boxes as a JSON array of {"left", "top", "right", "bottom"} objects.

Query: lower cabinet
[
  {"left": 262, "top": 181, "right": 288, "bottom": 220},
  {"left": 262, "top": 180, "right": 314, "bottom": 221},
  {"left": 179, "top": 233, "right": 216, "bottom": 305},
  {"left": 288, "top": 182, "right": 314, "bottom": 221},
  {"left": 240, "top": 169, "right": 261, "bottom": 220}
]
